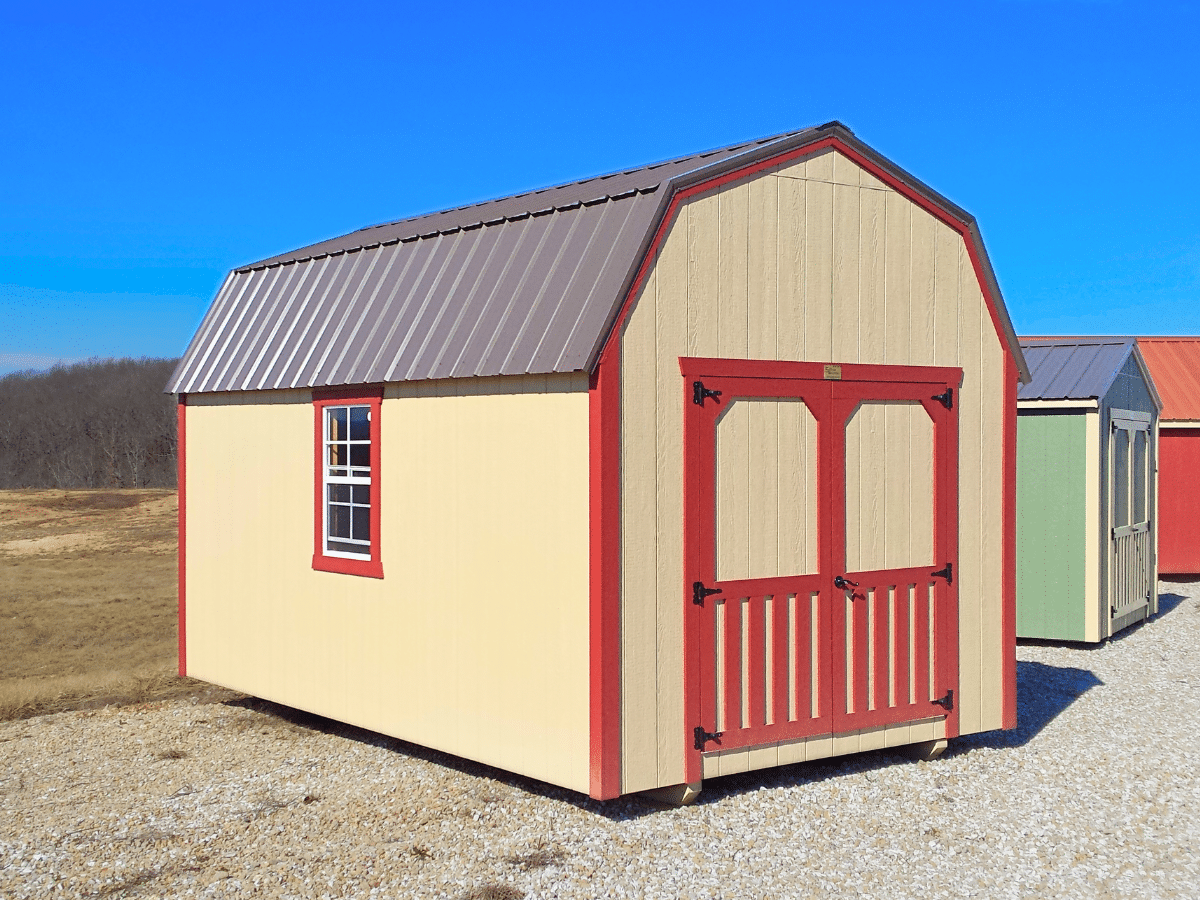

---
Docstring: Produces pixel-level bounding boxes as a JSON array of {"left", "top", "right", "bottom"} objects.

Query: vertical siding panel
[
  {"left": 749, "top": 401, "right": 780, "bottom": 578},
  {"left": 956, "top": 244, "right": 985, "bottom": 737},
  {"left": 908, "top": 206, "right": 937, "bottom": 366},
  {"left": 933, "top": 225, "right": 962, "bottom": 369},
  {"left": 807, "top": 148, "right": 834, "bottom": 183},
  {"left": 747, "top": 177, "right": 779, "bottom": 360},
  {"left": 655, "top": 223, "right": 689, "bottom": 787},
  {"left": 719, "top": 183, "right": 750, "bottom": 359},
  {"left": 832, "top": 182, "right": 861, "bottom": 363},
  {"left": 777, "top": 177, "right": 807, "bottom": 361},
  {"left": 831, "top": 151, "right": 861, "bottom": 188},
  {"left": 860, "top": 185, "right": 886, "bottom": 365},
  {"left": 978, "top": 290, "right": 1006, "bottom": 731},
  {"left": 688, "top": 197, "right": 720, "bottom": 358},
  {"left": 883, "top": 191, "right": 912, "bottom": 366},
  {"left": 620, "top": 275, "right": 660, "bottom": 792},
  {"left": 805, "top": 179, "right": 834, "bottom": 361}
]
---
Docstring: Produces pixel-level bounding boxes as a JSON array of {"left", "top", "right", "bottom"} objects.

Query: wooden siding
[
  {"left": 1016, "top": 411, "right": 1088, "bottom": 640},
  {"left": 619, "top": 147, "right": 1008, "bottom": 792},
  {"left": 185, "top": 374, "right": 592, "bottom": 794},
  {"left": 714, "top": 398, "right": 818, "bottom": 581},
  {"left": 844, "top": 401, "right": 934, "bottom": 572}
]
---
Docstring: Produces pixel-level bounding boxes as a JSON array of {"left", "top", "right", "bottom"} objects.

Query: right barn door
[
  {"left": 831, "top": 380, "right": 959, "bottom": 735},
  {"left": 685, "top": 359, "right": 961, "bottom": 763}
]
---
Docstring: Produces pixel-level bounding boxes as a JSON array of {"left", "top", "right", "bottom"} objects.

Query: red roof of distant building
[{"left": 1135, "top": 338, "right": 1200, "bottom": 421}]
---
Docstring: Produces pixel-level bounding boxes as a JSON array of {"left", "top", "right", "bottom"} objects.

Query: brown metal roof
[
  {"left": 1017, "top": 338, "right": 1143, "bottom": 401},
  {"left": 168, "top": 123, "right": 1028, "bottom": 394},
  {"left": 1131, "top": 338, "right": 1200, "bottom": 421}
]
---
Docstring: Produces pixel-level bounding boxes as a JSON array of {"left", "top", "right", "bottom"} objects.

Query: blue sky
[{"left": 2, "top": 1, "right": 1197, "bottom": 376}]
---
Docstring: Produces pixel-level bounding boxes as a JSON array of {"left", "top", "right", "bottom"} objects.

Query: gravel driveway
[{"left": 3, "top": 581, "right": 1198, "bottom": 899}]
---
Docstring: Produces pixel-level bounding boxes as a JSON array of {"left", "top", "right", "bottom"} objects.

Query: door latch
[
  {"left": 932, "top": 563, "right": 953, "bottom": 584},
  {"left": 693, "top": 381, "right": 722, "bottom": 406},
  {"left": 833, "top": 575, "right": 859, "bottom": 591},
  {"left": 692, "top": 581, "right": 722, "bottom": 606}
]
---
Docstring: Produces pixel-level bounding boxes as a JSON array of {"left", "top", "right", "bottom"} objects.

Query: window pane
[
  {"left": 328, "top": 407, "right": 347, "bottom": 440},
  {"left": 1133, "top": 430, "right": 1147, "bottom": 524},
  {"left": 329, "top": 467, "right": 347, "bottom": 478},
  {"left": 1113, "top": 430, "right": 1130, "bottom": 528},
  {"left": 328, "top": 444, "right": 346, "bottom": 467},
  {"left": 327, "top": 539, "right": 368, "bottom": 556},
  {"left": 350, "top": 444, "right": 370, "bottom": 469},
  {"left": 328, "top": 484, "right": 351, "bottom": 504},
  {"left": 352, "top": 484, "right": 370, "bottom": 505},
  {"left": 328, "top": 504, "right": 351, "bottom": 538},
  {"left": 352, "top": 506, "right": 370, "bottom": 542},
  {"left": 349, "top": 406, "right": 370, "bottom": 441}
]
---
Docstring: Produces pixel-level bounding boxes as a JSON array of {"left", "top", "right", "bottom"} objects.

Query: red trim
[
  {"left": 680, "top": 356, "right": 961, "bottom": 386},
  {"left": 1002, "top": 355, "right": 1018, "bottom": 729},
  {"left": 177, "top": 395, "right": 187, "bottom": 678},
  {"left": 312, "top": 385, "right": 384, "bottom": 579},
  {"left": 588, "top": 344, "right": 622, "bottom": 799}
]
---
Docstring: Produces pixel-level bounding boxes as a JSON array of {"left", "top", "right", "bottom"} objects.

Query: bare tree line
[{"left": 0, "top": 358, "right": 179, "bottom": 489}]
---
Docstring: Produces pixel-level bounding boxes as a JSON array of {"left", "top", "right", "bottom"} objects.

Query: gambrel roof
[
  {"left": 1018, "top": 338, "right": 1162, "bottom": 408},
  {"left": 168, "top": 122, "right": 1028, "bottom": 394}
]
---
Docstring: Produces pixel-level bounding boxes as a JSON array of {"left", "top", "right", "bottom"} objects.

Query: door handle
[{"left": 833, "top": 575, "right": 859, "bottom": 590}]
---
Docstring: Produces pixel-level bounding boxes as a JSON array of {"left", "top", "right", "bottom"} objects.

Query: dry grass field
[{"left": 0, "top": 489, "right": 233, "bottom": 720}]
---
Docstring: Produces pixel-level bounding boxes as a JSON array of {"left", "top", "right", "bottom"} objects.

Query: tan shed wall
[
  {"left": 619, "top": 147, "right": 1009, "bottom": 793},
  {"left": 186, "top": 374, "right": 592, "bottom": 794}
]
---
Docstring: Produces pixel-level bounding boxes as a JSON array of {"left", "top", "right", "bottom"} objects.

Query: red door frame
[{"left": 681, "top": 357, "right": 962, "bottom": 783}]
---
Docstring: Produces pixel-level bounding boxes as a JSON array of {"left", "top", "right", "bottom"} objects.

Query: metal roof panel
[{"left": 1017, "top": 338, "right": 1138, "bottom": 401}]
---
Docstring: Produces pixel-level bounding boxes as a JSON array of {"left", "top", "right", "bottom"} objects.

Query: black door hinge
[
  {"left": 933, "top": 689, "right": 954, "bottom": 711},
  {"left": 693, "top": 381, "right": 722, "bottom": 406},
  {"left": 693, "top": 581, "right": 722, "bottom": 606},
  {"left": 694, "top": 725, "right": 723, "bottom": 751},
  {"left": 932, "top": 388, "right": 953, "bottom": 410},
  {"left": 932, "top": 563, "right": 953, "bottom": 584}
]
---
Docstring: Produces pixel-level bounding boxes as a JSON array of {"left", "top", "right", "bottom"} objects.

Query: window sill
[{"left": 312, "top": 553, "right": 384, "bottom": 579}]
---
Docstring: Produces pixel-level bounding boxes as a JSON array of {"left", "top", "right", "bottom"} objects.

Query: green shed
[{"left": 1017, "top": 338, "right": 1162, "bottom": 642}]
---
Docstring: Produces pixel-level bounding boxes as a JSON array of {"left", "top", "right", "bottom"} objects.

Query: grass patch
[{"left": 0, "top": 489, "right": 238, "bottom": 721}]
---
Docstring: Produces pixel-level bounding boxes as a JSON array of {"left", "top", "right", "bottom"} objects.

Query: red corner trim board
[
  {"left": 586, "top": 134, "right": 1026, "bottom": 798},
  {"left": 588, "top": 340, "right": 623, "bottom": 800},
  {"left": 177, "top": 395, "right": 187, "bottom": 678},
  {"left": 311, "top": 385, "right": 385, "bottom": 580}
]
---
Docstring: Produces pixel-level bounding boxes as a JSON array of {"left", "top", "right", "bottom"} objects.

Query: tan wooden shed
[{"left": 168, "top": 123, "right": 1030, "bottom": 802}]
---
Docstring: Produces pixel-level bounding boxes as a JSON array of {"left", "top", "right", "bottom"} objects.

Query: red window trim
[{"left": 312, "top": 385, "right": 384, "bottom": 579}]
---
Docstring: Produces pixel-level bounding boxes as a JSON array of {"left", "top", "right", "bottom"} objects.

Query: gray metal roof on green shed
[
  {"left": 167, "top": 123, "right": 1029, "bottom": 395},
  {"left": 1018, "top": 338, "right": 1162, "bottom": 408}
]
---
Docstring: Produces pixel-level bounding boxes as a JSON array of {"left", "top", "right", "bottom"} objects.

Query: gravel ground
[{"left": 2, "top": 582, "right": 1198, "bottom": 900}]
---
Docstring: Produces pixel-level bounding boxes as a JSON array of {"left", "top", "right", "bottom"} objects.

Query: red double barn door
[{"left": 683, "top": 358, "right": 961, "bottom": 766}]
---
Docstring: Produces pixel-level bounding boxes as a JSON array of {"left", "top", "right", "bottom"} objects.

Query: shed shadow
[
  {"left": 947, "top": 659, "right": 1102, "bottom": 754},
  {"left": 220, "top": 696, "right": 664, "bottom": 822}
]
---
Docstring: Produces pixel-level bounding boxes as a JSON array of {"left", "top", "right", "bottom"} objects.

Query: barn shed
[
  {"left": 168, "top": 122, "right": 1030, "bottom": 802},
  {"left": 1131, "top": 338, "right": 1200, "bottom": 575},
  {"left": 1015, "top": 339, "right": 1161, "bottom": 642}
]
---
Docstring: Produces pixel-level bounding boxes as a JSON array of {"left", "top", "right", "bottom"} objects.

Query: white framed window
[
  {"left": 312, "top": 388, "right": 383, "bottom": 578},
  {"left": 324, "top": 404, "right": 372, "bottom": 557}
]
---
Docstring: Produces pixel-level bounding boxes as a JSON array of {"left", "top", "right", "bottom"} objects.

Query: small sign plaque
[{"left": 824, "top": 364, "right": 842, "bottom": 380}]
